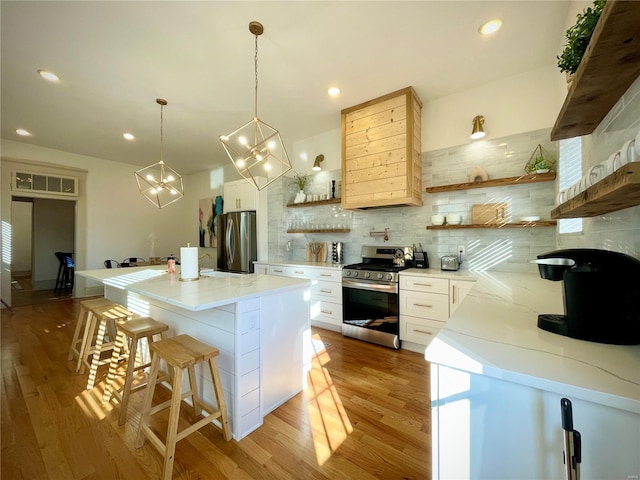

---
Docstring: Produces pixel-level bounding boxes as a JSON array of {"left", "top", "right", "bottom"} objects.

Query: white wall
[{"left": 10, "top": 200, "right": 32, "bottom": 272}]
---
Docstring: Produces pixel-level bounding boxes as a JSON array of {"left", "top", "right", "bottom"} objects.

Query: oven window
[{"left": 342, "top": 286, "right": 399, "bottom": 334}]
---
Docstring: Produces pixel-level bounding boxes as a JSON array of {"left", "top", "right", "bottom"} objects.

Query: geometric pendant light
[
  {"left": 220, "top": 21, "right": 292, "bottom": 191},
  {"left": 135, "top": 98, "right": 184, "bottom": 208}
]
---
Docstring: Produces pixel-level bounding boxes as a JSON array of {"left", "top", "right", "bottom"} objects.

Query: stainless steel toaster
[{"left": 441, "top": 255, "right": 460, "bottom": 271}]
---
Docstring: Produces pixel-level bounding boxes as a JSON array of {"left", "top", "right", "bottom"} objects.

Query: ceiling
[{"left": 1, "top": 1, "right": 572, "bottom": 176}]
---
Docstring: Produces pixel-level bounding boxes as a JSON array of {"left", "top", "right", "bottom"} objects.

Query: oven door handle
[{"left": 343, "top": 278, "right": 398, "bottom": 294}]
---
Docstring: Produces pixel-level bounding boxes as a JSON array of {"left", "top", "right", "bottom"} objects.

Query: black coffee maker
[{"left": 533, "top": 248, "right": 640, "bottom": 345}]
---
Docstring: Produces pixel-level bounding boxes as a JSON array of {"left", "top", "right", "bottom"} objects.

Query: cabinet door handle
[
  {"left": 320, "top": 289, "right": 332, "bottom": 293},
  {"left": 413, "top": 303, "right": 433, "bottom": 308},
  {"left": 272, "top": 269, "right": 283, "bottom": 273},
  {"left": 319, "top": 274, "right": 333, "bottom": 278},
  {"left": 414, "top": 282, "right": 433, "bottom": 287},
  {"left": 294, "top": 270, "right": 305, "bottom": 274},
  {"left": 321, "top": 309, "right": 333, "bottom": 315},
  {"left": 452, "top": 285, "right": 457, "bottom": 304},
  {"left": 413, "top": 329, "right": 433, "bottom": 335}
]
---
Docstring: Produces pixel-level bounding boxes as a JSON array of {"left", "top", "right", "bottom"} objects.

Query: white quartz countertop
[
  {"left": 424, "top": 271, "right": 640, "bottom": 412},
  {"left": 76, "top": 266, "right": 310, "bottom": 311}
]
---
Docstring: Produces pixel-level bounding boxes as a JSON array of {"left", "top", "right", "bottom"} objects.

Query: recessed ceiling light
[
  {"left": 37, "top": 69, "right": 60, "bottom": 82},
  {"left": 479, "top": 19, "right": 503, "bottom": 36},
  {"left": 16, "top": 128, "right": 31, "bottom": 136},
  {"left": 328, "top": 87, "right": 341, "bottom": 96},
  {"left": 123, "top": 133, "right": 135, "bottom": 140}
]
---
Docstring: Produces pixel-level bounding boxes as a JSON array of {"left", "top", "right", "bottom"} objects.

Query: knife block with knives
[
  {"left": 413, "top": 243, "right": 429, "bottom": 268},
  {"left": 306, "top": 242, "right": 327, "bottom": 262}
]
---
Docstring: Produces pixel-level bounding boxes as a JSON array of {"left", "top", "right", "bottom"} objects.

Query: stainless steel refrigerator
[{"left": 216, "top": 211, "right": 257, "bottom": 273}]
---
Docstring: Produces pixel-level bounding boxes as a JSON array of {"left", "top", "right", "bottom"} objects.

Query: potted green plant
[
  {"left": 557, "top": 0, "right": 605, "bottom": 77},
  {"left": 526, "top": 156, "right": 552, "bottom": 174},
  {"left": 291, "top": 172, "right": 310, "bottom": 203}
]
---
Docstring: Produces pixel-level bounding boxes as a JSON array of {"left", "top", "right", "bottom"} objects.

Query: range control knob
[
  {"left": 376, "top": 273, "right": 384, "bottom": 280},
  {"left": 385, "top": 273, "right": 393, "bottom": 281},
  {"left": 364, "top": 272, "right": 371, "bottom": 279},
  {"left": 345, "top": 270, "right": 352, "bottom": 277},
  {"left": 352, "top": 271, "right": 359, "bottom": 278}
]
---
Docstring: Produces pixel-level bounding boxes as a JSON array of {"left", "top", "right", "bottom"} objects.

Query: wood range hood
[{"left": 341, "top": 87, "right": 423, "bottom": 210}]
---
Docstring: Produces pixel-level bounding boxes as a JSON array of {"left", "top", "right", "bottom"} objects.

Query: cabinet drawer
[
  {"left": 268, "top": 265, "right": 292, "bottom": 277},
  {"left": 311, "top": 299, "right": 342, "bottom": 326},
  {"left": 400, "top": 315, "right": 444, "bottom": 346},
  {"left": 312, "top": 280, "right": 342, "bottom": 302},
  {"left": 400, "top": 291, "right": 449, "bottom": 320},
  {"left": 315, "top": 268, "right": 342, "bottom": 282},
  {"left": 400, "top": 275, "right": 449, "bottom": 294}
]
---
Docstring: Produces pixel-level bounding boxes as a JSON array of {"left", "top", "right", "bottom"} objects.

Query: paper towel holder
[{"left": 179, "top": 243, "right": 200, "bottom": 282}]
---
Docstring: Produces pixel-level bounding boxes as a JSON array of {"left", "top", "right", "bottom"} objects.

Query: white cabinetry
[
  {"left": 223, "top": 178, "right": 261, "bottom": 212},
  {"left": 265, "top": 263, "right": 342, "bottom": 332},
  {"left": 400, "top": 276, "right": 449, "bottom": 347},
  {"left": 450, "top": 279, "right": 474, "bottom": 316},
  {"left": 399, "top": 274, "right": 475, "bottom": 350}
]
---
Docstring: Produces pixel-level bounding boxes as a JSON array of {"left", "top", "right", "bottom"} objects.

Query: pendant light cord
[
  {"left": 159, "top": 103, "right": 164, "bottom": 163},
  {"left": 254, "top": 33, "right": 259, "bottom": 120}
]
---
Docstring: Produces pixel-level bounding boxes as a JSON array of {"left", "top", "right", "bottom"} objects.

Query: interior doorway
[{"left": 11, "top": 197, "right": 76, "bottom": 306}]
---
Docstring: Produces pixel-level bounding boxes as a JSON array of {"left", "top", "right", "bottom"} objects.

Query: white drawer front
[
  {"left": 400, "top": 315, "right": 445, "bottom": 346},
  {"left": 400, "top": 291, "right": 449, "bottom": 320},
  {"left": 289, "top": 266, "right": 312, "bottom": 278},
  {"left": 400, "top": 275, "right": 449, "bottom": 294},
  {"left": 311, "top": 299, "right": 342, "bottom": 326},
  {"left": 315, "top": 268, "right": 342, "bottom": 282},
  {"left": 312, "top": 280, "right": 342, "bottom": 302},
  {"left": 268, "top": 265, "right": 292, "bottom": 277}
]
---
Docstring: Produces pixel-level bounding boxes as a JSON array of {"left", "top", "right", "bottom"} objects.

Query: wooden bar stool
[
  {"left": 136, "top": 334, "right": 231, "bottom": 480},
  {"left": 80, "top": 303, "right": 133, "bottom": 390},
  {"left": 68, "top": 297, "right": 117, "bottom": 373},
  {"left": 103, "top": 317, "right": 170, "bottom": 425}
]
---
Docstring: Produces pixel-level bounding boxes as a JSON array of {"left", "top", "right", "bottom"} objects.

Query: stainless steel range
[{"left": 342, "top": 245, "right": 414, "bottom": 349}]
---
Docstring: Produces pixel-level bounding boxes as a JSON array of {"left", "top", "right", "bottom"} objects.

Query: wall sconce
[
  {"left": 312, "top": 154, "right": 324, "bottom": 171},
  {"left": 470, "top": 115, "right": 486, "bottom": 140}
]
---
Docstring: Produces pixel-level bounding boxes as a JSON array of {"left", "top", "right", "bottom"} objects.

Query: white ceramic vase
[{"left": 294, "top": 190, "right": 306, "bottom": 204}]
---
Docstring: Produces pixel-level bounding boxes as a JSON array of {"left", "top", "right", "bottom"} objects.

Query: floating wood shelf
[
  {"left": 287, "top": 228, "right": 350, "bottom": 234},
  {"left": 427, "top": 221, "right": 556, "bottom": 230},
  {"left": 551, "top": 1, "right": 640, "bottom": 141},
  {"left": 551, "top": 161, "right": 640, "bottom": 219},
  {"left": 286, "top": 198, "right": 341, "bottom": 208},
  {"left": 425, "top": 172, "right": 556, "bottom": 193}
]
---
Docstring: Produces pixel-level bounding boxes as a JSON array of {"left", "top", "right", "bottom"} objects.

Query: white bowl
[
  {"left": 445, "top": 214, "right": 462, "bottom": 225},
  {"left": 431, "top": 214, "right": 444, "bottom": 226}
]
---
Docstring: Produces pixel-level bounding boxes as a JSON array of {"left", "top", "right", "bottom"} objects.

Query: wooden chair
[
  {"left": 54, "top": 252, "right": 75, "bottom": 295},
  {"left": 136, "top": 334, "right": 231, "bottom": 480},
  {"left": 103, "top": 317, "right": 170, "bottom": 425}
]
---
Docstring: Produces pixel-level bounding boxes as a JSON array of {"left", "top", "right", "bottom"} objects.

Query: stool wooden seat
[
  {"left": 103, "top": 317, "right": 170, "bottom": 425},
  {"left": 136, "top": 334, "right": 231, "bottom": 480},
  {"left": 68, "top": 297, "right": 117, "bottom": 373},
  {"left": 80, "top": 303, "right": 133, "bottom": 390}
]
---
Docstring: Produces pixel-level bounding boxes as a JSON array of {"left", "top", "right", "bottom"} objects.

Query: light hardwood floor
[{"left": 1, "top": 299, "right": 431, "bottom": 479}]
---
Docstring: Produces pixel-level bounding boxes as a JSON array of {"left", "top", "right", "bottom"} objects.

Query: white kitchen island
[
  {"left": 76, "top": 266, "right": 311, "bottom": 441},
  {"left": 425, "top": 271, "right": 640, "bottom": 480}
]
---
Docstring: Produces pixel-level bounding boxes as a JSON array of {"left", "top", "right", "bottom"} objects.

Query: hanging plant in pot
[{"left": 557, "top": 0, "right": 605, "bottom": 84}]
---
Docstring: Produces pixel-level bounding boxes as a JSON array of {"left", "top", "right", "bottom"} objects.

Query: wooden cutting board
[
  {"left": 306, "top": 242, "right": 328, "bottom": 262},
  {"left": 472, "top": 203, "right": 509, "bottom": 224}
]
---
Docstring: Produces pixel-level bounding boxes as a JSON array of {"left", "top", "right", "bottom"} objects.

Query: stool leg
[
  {"left": 208, "top": 357, "right": 232, "bottom": 441},
  {"left": 186, "top": 366, "right": 200, "bottom": 418},
  {"left": 162, "top": 366, "right": 183, "bottom": 480},
  {"left": 86, "top": 317, "right": 108, "bottom": 390},
  {"left": 68, "top": 307, "right": 87, "bottom": 361},
  {"left": 116, "top": 335, "right": 139, "bottom": 425},
  {"left": 136, "top": 351, "right": 162, "bottom": 449},
  {"left": 77, "top": 311, "right": 98, "bottom": 374},
  {"left": 103, "top": 329, "right": 129, "bottom": 405}
]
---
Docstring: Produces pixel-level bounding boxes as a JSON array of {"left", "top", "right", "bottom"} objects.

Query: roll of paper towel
[{"left": 180, "top": 246, "right": 199, "bottom": 281}]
